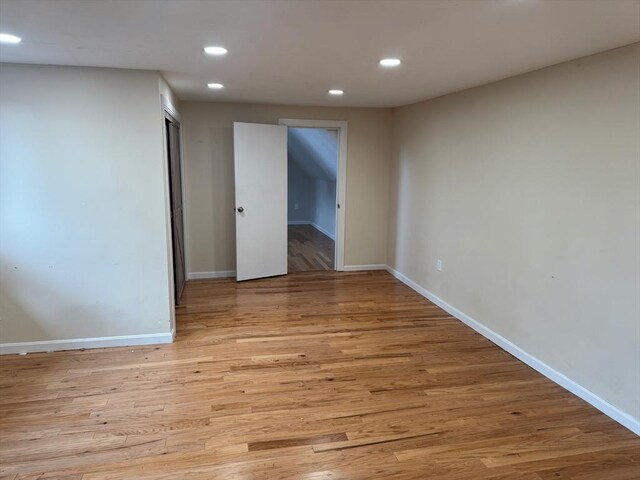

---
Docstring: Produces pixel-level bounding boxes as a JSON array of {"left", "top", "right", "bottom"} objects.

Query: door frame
[
  {"left": 278, "top": 118, "right": 347, "bottom": 271},
  {"left": 160, "top": 95, "right": 185, "bottom": 335},
  {"left": 165, "top": 114, "right": 187, "bottom": 304}
]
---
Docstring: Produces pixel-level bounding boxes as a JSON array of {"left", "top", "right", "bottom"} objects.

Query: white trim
[
  {"left": 0, "top": 332, "right": 174, "bottom": 355},
  {"left": 161, "top": 94, "right": 181, "bottom": 122},
  {"left": 187, "top": 270, "right": 236, "bottom": 280},
  {"left": 159, "top": 95, "right": 176, "bottom": 333},
  {"left": 311, "top": 222, "right": 336, "bottom": 241},
  {"left": 160, "top": 93, "right": 187, "bottom": 333},
  {"left": 279, "top": 118, "right": 347, "bottom": 271},
  {"left": 343, "top": 264, "right": 387, "bottom": 271},
  {"left": 287, "top": 221, "right": 336, "bottom": 241},
  {"left": 384, "top": 265, "right": 640, "bottom": 436}
]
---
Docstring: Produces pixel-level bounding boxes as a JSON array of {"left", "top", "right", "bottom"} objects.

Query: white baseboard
[
  {"left": 187, "top": 270, "right": 236, "bottom": 280},
  {"left": 343, "top": 264, "right": 387, "bottom": 271},
  {"left": 0, "top": 331, "right": 174, "bottom": 355},
  {"left": 310, "top": 222, "right": 335, "bottom": 241},
  {"left": 288, "top": 221, "right": 336, "bottom": 241},
  {"left": 384, "top": 265, "right": 640, "bottom": 436}
]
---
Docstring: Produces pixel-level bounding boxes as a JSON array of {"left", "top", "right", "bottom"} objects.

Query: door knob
[{"left": 237, "top": 206, "right": 244, "bottom": 213}]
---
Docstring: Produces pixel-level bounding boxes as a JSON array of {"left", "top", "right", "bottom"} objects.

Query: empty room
[{"left": 0, "top": 0, "right": 639, "bottom": 478}]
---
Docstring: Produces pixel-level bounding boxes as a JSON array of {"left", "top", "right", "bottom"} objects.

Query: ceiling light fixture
[
  {"left": 207, "top": 83, "right": 224, "bottom": 89},
  {"left": 204, "top": 46, "right": 228, "bottom": 56},
  {"left": 0, "top": 33, "right": 22, "bottom": 44},
  {"left": 329, "top": 89, "right": 344, "bottom": 96},
  {"left": 379, "top": 58, "right": 401, "bottom": 67}
]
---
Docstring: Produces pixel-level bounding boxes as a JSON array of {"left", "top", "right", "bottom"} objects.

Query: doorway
[
  {"left": 280, "top": 118, "right": 347, "bottom": 273},
  {"left": 287, "top": 127, "right": 338, "bottom": 272},
  {"left": 233, "top": 119, "right": 347, "bottom": 281},
  {"left": 165, "top": 113, "right": 186, "bottom": 303}
]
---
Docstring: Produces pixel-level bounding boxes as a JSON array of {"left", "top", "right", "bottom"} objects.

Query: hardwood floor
[
  {"left": 288, "top": 224, "right": 334, "bottom": 272},
  {"left": 1, "top": 271, "right": 638, "bottom": 479}
]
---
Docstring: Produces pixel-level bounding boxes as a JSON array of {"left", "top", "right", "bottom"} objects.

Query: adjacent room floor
[
  {"left": 1, "top": 271, "right": 638, "bottom": 479},
  {"left": 288, "top": 224, "right": 334, "bottom": 272}
]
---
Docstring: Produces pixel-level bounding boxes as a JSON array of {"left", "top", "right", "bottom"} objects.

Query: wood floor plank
[
  {"left": 1, "top": 271, "right": 638, "bottom": 479},
  {"left": 248, "top": 432, "right": 348, "bottom": 451},
  {"left": 288, "top": 224, "right": 334, "bottom": 272}
]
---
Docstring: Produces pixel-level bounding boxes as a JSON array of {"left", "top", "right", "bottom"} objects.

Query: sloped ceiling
[{"left": 288, "top": 128, "right": 337, "bottom": 182}]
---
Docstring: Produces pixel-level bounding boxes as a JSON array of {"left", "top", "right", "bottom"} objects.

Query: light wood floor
[
  {"left": 288, "top": 224, "right": 334, "bottom": 272},
  {"left": 1, "top": 271, "right": 638, "bottom": 479}
]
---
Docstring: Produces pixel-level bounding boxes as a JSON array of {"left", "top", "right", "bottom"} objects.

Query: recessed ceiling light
[
  {"left": 329, "top": 89, "right": 344, "bottom": 96},
  {"left": 207, "top": 83, "right": 224, "bottom": 89},
  {"left": 0, "top": 33, "right": 22, "bottom": 44},
  {"left": 204, "top": 46, "right": 228, "bottom": 56},
  {"left": 379, "top": 58, "right": 401, "bottom": 67}
]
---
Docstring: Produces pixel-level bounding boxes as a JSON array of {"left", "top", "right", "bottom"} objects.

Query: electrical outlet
[
  {"left": 436, "top": 259, "right": 442, "bottom": 271},
  {"left": 294, "top": 203, "right": 299, "bottom": 210}
]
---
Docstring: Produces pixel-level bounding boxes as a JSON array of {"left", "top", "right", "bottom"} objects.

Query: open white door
[{"left": 234, "top": 122, "right": 288, "bottom": 281}]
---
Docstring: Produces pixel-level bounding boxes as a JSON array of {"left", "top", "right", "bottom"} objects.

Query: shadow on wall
[
  {"left": 0, "top": 255, "right": 124, "bottom": 344},
  {"left": 207, "top": 126, "right": 237, "bottom": 269},
  {"left": 0, "top": 274, "right": 50, "bottom": 344}
]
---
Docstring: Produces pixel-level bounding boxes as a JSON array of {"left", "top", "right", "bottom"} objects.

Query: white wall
[
  {"left": 388, "top": 44, "right": 640, "bottom": 422},
  {"left": 288, "top": 172, "right": 337, "bottom": 240},
  {"left": 312, "top": 178, "right": 337, "bottom": 239},
  {"left": 288, "top": 158, "right": 315, "bottom": 223},
  {"left": 0, "top": 64, "right": 173, "bottom": 347},
  {"left": 181, "top": 102, "right": 392, "bottom": 274}
]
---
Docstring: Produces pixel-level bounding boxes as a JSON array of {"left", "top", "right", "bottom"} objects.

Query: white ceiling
[{"left": 0, "top": 0, "right": 638, "bottom": 107}]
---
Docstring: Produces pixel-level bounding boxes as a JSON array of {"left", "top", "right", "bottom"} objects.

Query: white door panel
[{"left": 234, "top": 122, "right": 288, "bottom": 281}]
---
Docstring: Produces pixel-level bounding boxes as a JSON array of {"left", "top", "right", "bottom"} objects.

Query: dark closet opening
[{"left": 165, "top": 113, "right": 186, "bottom": 304}]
